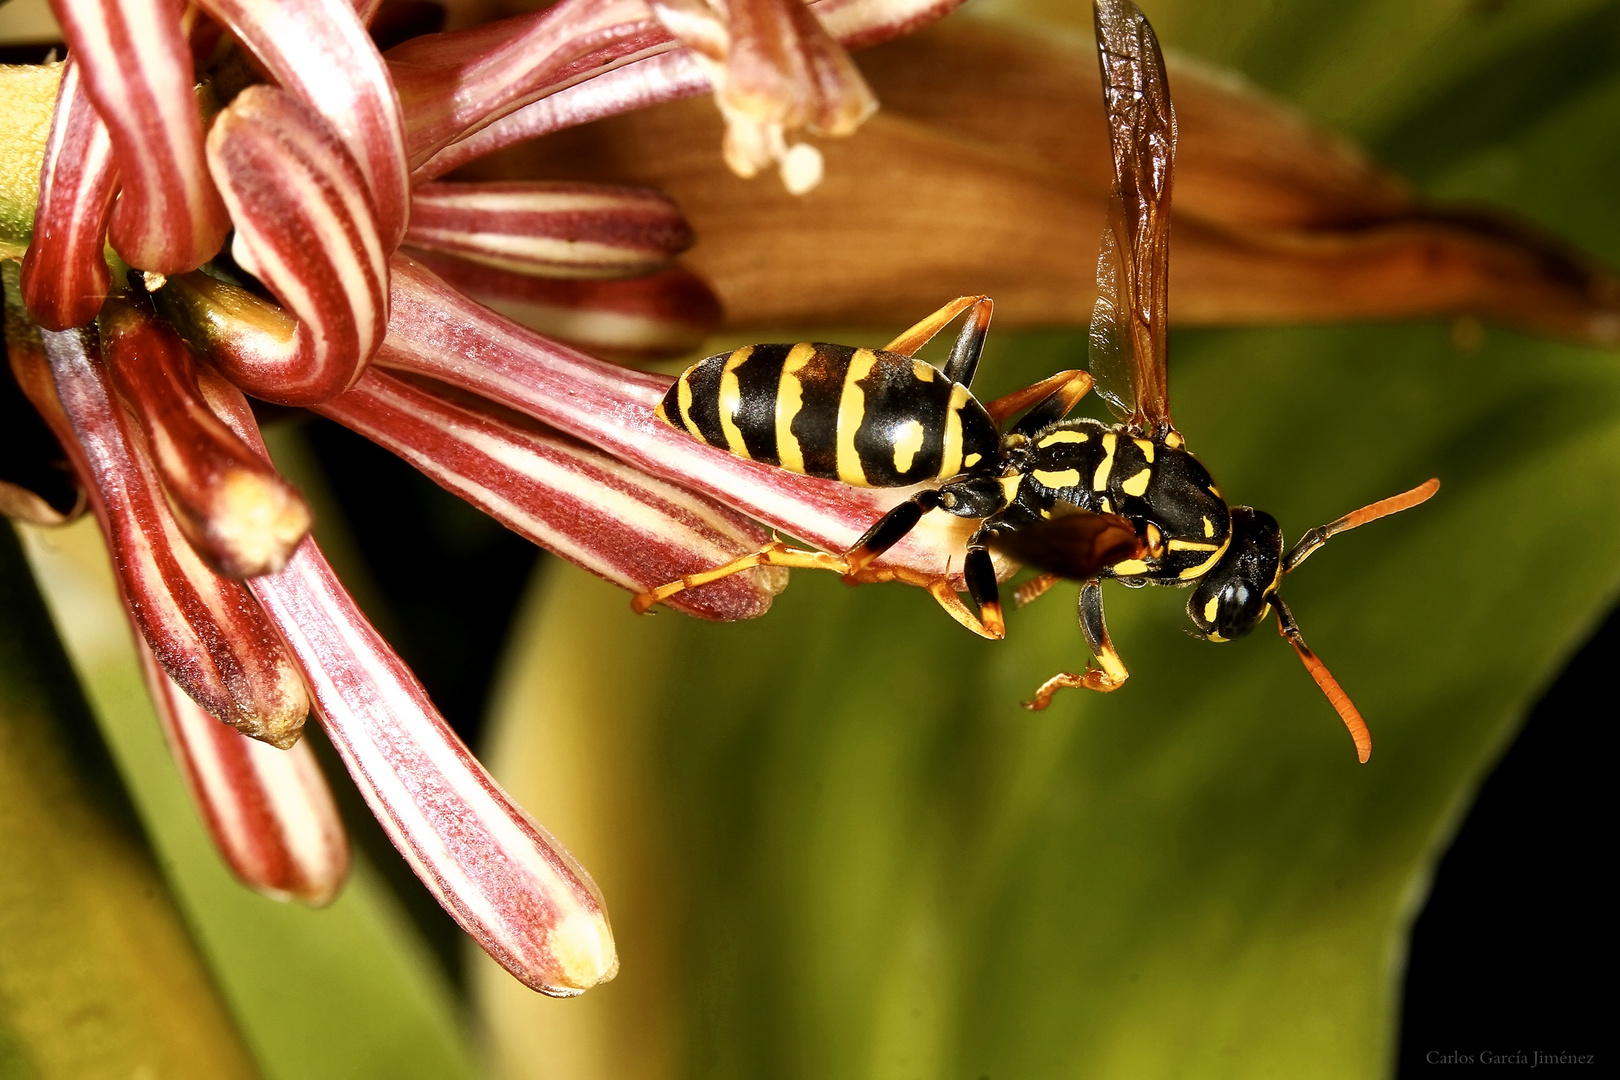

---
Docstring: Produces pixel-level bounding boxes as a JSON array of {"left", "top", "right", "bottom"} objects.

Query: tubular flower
[{"left": 0, "top": 0, "right": 968, "bottom": 996}]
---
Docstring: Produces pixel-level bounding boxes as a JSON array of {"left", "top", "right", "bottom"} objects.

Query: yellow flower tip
[
  {"left": 212, "top": 467, "right": 314, "bottom": 577},
  {"left": 544, "top": 909, "right": 620, "bottom": 995}
]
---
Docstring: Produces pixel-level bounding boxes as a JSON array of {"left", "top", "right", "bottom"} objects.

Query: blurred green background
[{"left": 3, "top": 0, "right": 1616, "bottom": 1077}]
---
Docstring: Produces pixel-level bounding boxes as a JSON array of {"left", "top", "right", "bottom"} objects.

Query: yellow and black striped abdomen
[{"left": 656, "top": 342, "right": 1001, "bottom": 488}]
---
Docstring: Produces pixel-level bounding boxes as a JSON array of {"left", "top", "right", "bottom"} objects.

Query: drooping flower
[{"left": 1, "top": 0, "right": 968, "bottom": 997}]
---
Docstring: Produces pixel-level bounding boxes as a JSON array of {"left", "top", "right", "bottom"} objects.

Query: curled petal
[
  {"left": 414, "top": 0, "right": 967, "bottom": 182},
  {"left": 50, "top": 0, "right": 230, "bottom": 273},
  {"left": 195, "top": 0, "right": 410, "bottom": 249},
  {"left": 30, "top": 319, "right": 309, "bottom": 747},
  {"left": 387, "top": 0, "right": 665, "bottom": 168},
  {"left": 138, "top": 639, "right": 350, "bottom": 906},
  {"left": 100, "top": 296, "right": 312, "bottom": 577},
  {"left": 405, "top": 180, "right": 693, "bottom": 279},
  {"left": 380, "top": 253, "right": 983, "bottom": 585},
  {"left": 159, "top": 85, "right": 386, "bottom": 406},
  {"left": 315, "top": 367, "right": 779, "bottom": 620},
  {"left": 411, "top": 250, "right": 720, "bottom": 358},
  {"left": 20, "top": 60, "right": 120, "bottom": 330}
]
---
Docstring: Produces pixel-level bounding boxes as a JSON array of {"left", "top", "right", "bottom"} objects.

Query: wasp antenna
[
  {"left": 1273, "top": 596, "right": 1372, "bottom": 764},
  {"left": 1284, "top": 477, "right": 1440, "bottom": 574}
]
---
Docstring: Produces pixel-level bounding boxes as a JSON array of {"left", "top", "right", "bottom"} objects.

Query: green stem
[
  {"left": 0, "top": 522, "right": 261, "bottom": 1080},
  {"left": 0, "top": 62, "right": 58, "bottom": 259}
]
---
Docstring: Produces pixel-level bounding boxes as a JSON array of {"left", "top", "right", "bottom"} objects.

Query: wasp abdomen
[{"left": 656, "top": 342, "right": 1000, "bottom": 488}]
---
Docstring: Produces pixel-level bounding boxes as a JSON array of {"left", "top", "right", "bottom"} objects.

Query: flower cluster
[{"left": 1, "top": 0, "right": 965, "bottom": 995}]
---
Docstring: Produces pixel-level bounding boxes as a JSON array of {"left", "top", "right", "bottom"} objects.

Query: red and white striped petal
[
  {"left": 412, "top": 0, "right": 967, "bottom": 182},
  {"left": 139, "top": 639, "right": 350, "bottom": 907},
  {"left": 20, "top": 60, "right": 120, "bottom": 331},
  {"left": 314, "top": 368, "right": 779, "bottom": 620},
  {"left": 251, "top": 541, "right": 618, "bottom": 994},
  {"left": 379, "top": 253, "right": 986, "bottom": 586},
  {"left": 387, "top": 0, "right": 666, "bottom": 167},
  {"left": 194, "top": 375, "right": 620, "bottom": 995},
  {"left": 100, "top": 296, "right": 312, "bottom": 577},
  {"left": 405, "top": 181, "right": 693, "bottom": 279},
  {"left": 161, "top": 86, "right": 386, "bottom": 406},
  {"left": 410, "top": 250, "right": 719, "bottom": 359},
  {"left": 195, "top": 0, "right": 410, "bottom": 250},
  {"left": 32, "top": 322, "right": 310, "bottom": 748},
  {"left": 49, "top": 0, "right": 230, "bottom": 274}
]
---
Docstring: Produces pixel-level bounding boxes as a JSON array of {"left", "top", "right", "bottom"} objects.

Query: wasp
[{"left": 636, "top": 0, "right": 1437, "bottom": 762}]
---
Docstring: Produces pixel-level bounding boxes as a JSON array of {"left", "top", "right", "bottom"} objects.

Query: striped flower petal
[
  {"left": 100, "top": 295, "right": 312, "bottom": 577},
  {"left": 379, "top": 253, "right": 984, "bottom": 586},
  {"left": 157, "top": 85, "right": 386, "bottom": 406},
  {"left": 20, "top": 60, "right": 120, "bottom": 331},
  {"left": 50, "top": 0, "right": 230, "bottom": 273},
  {"left": 138, "top": 638, "right": 350, "bottom": 907},
  {"left": 195, "top": 375, "right": 619, "bottom": 995},
  {"left": 409, "top": 250, "right": 720, "bottom": 359},
  {"left": 389, "top": 0, "right": 667, "bottom": 168},
  {"left": 413, "top": 0, "right": 967, "bottom": 182},
  {"left": 3, "top": 265, "right": 87, "bottom": 524},
  {"left": 405, "top": 180, "right": 693, "bottom": 279},
  {"left": 253, "top": 539, "right": 619, "bottom": 994},
  {"left": 196, "top": 0, "right": 411, "bottom": 250},
  {"left": 29, "top": 320, "right": 310, "bottom": 748},
  {"left": 314, "top": 367, "right": 780, "bottom": 621}
]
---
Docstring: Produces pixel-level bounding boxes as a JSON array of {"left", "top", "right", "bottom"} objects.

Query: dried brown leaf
[{"left": 456, "top": 15, "right": 1620, "bottom": 345}]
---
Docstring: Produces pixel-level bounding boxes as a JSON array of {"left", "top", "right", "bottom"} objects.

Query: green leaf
[
  {"left": 472, "top": 3, "right": 1620, "bottom": 1076},
  {"left": 1, "top": 523, "right": 259, "bottom": 1080},
  {"left": 14, "top": 517, "right": 483, "bottom": 1080}
]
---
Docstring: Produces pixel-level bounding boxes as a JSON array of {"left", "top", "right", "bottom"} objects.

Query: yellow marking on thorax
[
  {"left": 940, "top": 383, "right": 971, "bottom": 479},
  {"left": 1112, "top": 559, "right": 1148, "bottom": 576},
  {"left": 654, "top": 398, "right": 669, "bottom": 425},
  {"left": 892, "top": 420, "right": 926, "bottom": 474},
  {"left": 717, "top": 346, "right": 754, "bottom": 458},
  {"left": 1202, "top": 515, "right": 1215, "bottom": 538},
  {"left": 911, "top": 360, "right": 935, "bottom": 382},
  {"left": 1134, "top": 438, "right": 1155, "bottom": 462},
  {"left": 1099, "top": 496, "right": 1114, "bottom": 514},
  {"left": 836, "top": 349, "right": 880, "bottom": 485},
  {"left": 676, "top": 373, "right": 703, "bottom": 440},
  {"left": 1177, "top": 534, "right": 1231, "bottom": 580},
  {"left": 1093, "top": 432, "right": 1117, "bottom": 491},
  {"left": 964, "top": 452, "right": 983, "bottom": 468},
  {"left": 1038, "top": 429, "right": 1089, "bottom": 447},
  {"left": 1033, "top": 469, "right": 1082, "bottom": 489},
  {"left": 1167, "top": 539, "right": 1219, "bottom": 551},
  {"left": 1000, "top": 474, "right": 1024, "bottom": 502},
  {"left": 1120, "top": 467, "right": 1152, "bottom": 497},
  {"left": 1164, "top": 430, "right": 1184, "bottom": 450},
  {"left": 775, "top": 342, "right": 815, "bottom": 474}
]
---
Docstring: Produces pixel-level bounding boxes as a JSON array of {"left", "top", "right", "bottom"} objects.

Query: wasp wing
[
  {"left": 1093, "top": 0, "right": 1175, "bottom": 437},
  {"left": 985, "top": 506, "right": 1146, "bottom": 581},
  {"left": 1087, "top": 209, "right": 1134, "bottom": 423}
]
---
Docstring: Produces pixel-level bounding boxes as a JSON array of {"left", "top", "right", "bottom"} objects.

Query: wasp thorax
[{"left": 1187, "top": 506, "right": 1284, "bottom": 641}]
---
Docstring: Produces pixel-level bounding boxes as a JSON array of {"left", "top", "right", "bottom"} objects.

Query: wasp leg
[
  {"left": 1024, "top": 578, "right": 1129, "bottom": 710},
  {"left": 1013, "top": 572, "right": 1062, "bottom": 609},
  {"left": 882, "top": 296, "right": 994, "bottom": 387},
  {"left": 963, "top": 545, "right": 1005, "bottom": 637},
  {"left": 844, "top": 489, "right": 944, "bottom": 573},
  {"left": 985, "top": 369, "right": 1094, "bottom": 430},
  {"left": 631, "top": 540, "right": 849, "bottom": 614}
]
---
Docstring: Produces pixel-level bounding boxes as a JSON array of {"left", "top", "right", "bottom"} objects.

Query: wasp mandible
[{"left": 637, "top": 0, "right": 1438, "bottom": 762}]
